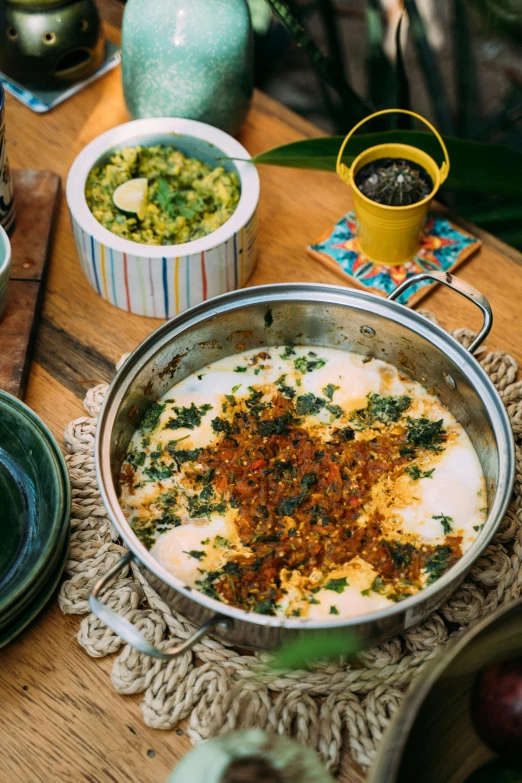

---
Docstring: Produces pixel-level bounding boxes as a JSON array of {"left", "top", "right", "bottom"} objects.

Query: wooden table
[{"left": 2, "top": 7, "right": 522, "bottom": 783}]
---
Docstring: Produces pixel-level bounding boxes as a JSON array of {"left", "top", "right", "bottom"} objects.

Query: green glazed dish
[
  {"left": 0, "top": 527, "right": 70, "bottom": 647},
  {"left": 0, "top": 391, "right": 71, "bottom": 621}
]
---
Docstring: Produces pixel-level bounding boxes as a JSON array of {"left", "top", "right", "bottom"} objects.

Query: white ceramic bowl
[
  {"left": 0, "top": 224, "right": 12, "bottom": 319},
  {"left": 66, "top": 118, "right": 260, "bottom": 318}
]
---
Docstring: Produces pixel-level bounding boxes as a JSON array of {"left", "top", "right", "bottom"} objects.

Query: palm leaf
[
  {"left": 403, "top": 0, "right": 454, "bottom": 135},
  {"left": 395, "top": 13, "right": 412, "bottom": 127},
  {"left": 453, "top": 0, "right": 481, "bottom": 137},
  {"left": 316, "top": 0, "right": 348, "bottom": 85},
  {"left": 468, "top": 0, "right": 522, "bottom": 45},
  {"left": 458, "top": 201, "right": 522, "bottom": 224},
  {"left": 265, "top": 0, "right": 371, "bottom": 124},
  {"left": 250, "top": 131, "right": 522, "bottom": 197},
  {"left": 365, "top": 0, "right": 397, "bottom": 118}
]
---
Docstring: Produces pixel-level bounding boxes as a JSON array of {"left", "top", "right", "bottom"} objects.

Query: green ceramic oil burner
[
  {"left": 0, "top": 0, "right": 105, "bottom": 89},
  {"left": 122, "top": 0, "right": 254, "bottom": 135}
]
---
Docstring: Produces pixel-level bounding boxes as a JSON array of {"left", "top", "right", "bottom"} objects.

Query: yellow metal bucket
[{"left": 336, "top": 109, "right": 450, "bottom": 266}]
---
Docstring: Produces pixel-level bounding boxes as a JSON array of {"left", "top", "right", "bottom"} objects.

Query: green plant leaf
[
  {"left": 404, "top": 0, "right": 454, "bottom": 135},
  {"left": 395, "top": 13, "right": 412, "bottom": 125},
  {"left": 365, "top": 0, "right": 397, "bottom": 116},
  {"left": 265, "top": 0, "right": 371, "bottom": 123},
  {"left": 273, "top": 629, "right": 360, "bottom": 669},
  {"left": 453, "top": 0, "right": 481, "bottom": 138},
  {"left": 250, "top": 131, "right": 522, "bottom": 197},
  {"left": 468, "top": 0, "right": 522, "bottom": 45},
  {"left": 458, "top": 202, "right": 522, "bottom": 224}
]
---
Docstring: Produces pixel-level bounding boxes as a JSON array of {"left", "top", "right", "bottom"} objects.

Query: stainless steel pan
[{"left": 91, "top": 273, "right": 515, "bottom": 659}]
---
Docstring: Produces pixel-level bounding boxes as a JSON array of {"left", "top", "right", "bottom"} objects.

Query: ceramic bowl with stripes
[{"left": 66, "top": 118, "right": 260, "bottom": 318}]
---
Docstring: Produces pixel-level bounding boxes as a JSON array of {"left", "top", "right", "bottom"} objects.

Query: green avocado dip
[{"left": 85, "top": 145, "right": 241, "bottom": 246}]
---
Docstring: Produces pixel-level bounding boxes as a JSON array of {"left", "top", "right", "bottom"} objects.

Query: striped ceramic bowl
[{"left": 66, "top": 118, "right": 260, "bottom": 318}]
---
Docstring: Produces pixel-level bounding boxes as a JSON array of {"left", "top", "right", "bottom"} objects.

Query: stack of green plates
[{"left": 0, "top": 391, "right": 71, "bottom": 647}]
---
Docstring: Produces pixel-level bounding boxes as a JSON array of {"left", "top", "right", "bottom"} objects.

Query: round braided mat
[{"left": 58, "top": 319, "right": 522, "bottom": 773}]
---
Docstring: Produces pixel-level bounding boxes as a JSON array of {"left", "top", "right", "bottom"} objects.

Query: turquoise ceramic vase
[{"left": 121, "top": 0, "right": 254, "bottom": 135}]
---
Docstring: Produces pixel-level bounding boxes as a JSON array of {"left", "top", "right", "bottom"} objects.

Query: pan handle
[
  {"left": 387, "top": 271, "right": 492, "bottom": 354},
  {"left": 89, "top": 552, "right": 232, "bottom": 660}
]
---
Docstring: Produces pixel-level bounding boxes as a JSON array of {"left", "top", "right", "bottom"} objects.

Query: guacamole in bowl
[{"left": 85, "top": 145, "right": 241, "bottom": 246}]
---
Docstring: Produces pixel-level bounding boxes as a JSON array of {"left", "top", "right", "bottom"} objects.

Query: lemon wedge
[{"left": 113, "top": 178, "right": 148, "bottom": 221}]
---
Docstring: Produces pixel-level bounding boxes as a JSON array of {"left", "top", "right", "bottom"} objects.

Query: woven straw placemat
[{"left": 58, "top": 318, "right": 522, "bottom": 774}]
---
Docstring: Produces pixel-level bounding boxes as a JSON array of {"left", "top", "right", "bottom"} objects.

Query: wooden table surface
[{"left": 2, "top": 7, "right": 522, "bottom": 783}]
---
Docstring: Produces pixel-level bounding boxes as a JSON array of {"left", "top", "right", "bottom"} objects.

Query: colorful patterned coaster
[{"left": 307, "top": 211, "right": 482, "bottom": 306}]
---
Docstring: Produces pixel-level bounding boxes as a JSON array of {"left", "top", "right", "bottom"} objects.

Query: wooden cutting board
[{"left": 0, "top": 169, "right": 60, "bottom": 398}]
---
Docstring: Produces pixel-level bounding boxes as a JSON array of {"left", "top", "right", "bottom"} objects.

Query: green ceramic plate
[
  {"left": 0, "top": 508, "right": 70, "bottom": 631},
  {"left": 0, "top": 525, "right": 70, "bottom": 648},
  {"left": 0, "top": 391, "right": 71, "bottom": 619}
]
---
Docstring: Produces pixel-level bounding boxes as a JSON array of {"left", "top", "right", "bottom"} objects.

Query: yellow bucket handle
[{"left": 336, "top": 108, "right": 450, "bottom": 185}]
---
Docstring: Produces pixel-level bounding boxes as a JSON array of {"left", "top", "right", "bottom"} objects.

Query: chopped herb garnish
[
  {"left": 425, "top": 545, "right": 452, "bottom": 584},
  {"left": 201, "top": 538, "right": 210, "bottom": 545},
  {"left": 294, "top": 353, "right": 327, "bottom": 374},
  {"left": 322, "top": 383, "right": 340, "bottom": 401},
  {"left": 324, "top": 577, "right": 348, "bottom": 593},
  {"left": 165, "top": 403, "right": 212, "bottom": 430},
  {"left": 140, "top": 402, "right": 166, "bottom": 433},
  {"left": 406, "top": 417, "right": 446, "bottom": 452},
  {"left": 257, "top": 411, "right": 298, "bottom": 437},
  {"left": 264, "top": 305, "right": 273, "bottom": 328},
  {"left": 183, "top": 550, "right": 206, "bottom": 560},
  {"left": 169, "top": 447, "right": 202, "bottom": 466},
  {"left": 405, "top": 465, "right": 435, "bottom": 480},
  {"left": 276, "top": 494, "right": 306, "bottom": 517},
  {"left": 144, "top": 463, "right": 173, "bottom": 481},
  {"left": 211, "top": 417, "right": 232, "bottom": 435},
  {"left": 301, "top": 471, "right": 317, "bottom": 490},
  {"left": 433, "top": 514, "right": 453, "bottom": 535},
  {"left": 329, "top": 605, "right": 340, "bottom": 615},
  {"left": 231, "top": 384, "right": 242, "bottom": 393},
  {"left": 326, "top": 403, "right": 343, "bottom": 419},
  {"left": 280, "top": 345, "right": 296, "bottom": 359},
  {"left": 290, "top": 608, "right": 301, "bottom": 617},
  {"left": 295, "top": 393, "right": 325, "bottom": 416},
  {"left": 253, "top": 596, "right": 277, "bottom": 616},
  {"left": 361, "top": 588, "right": 370, "bottom": 596},
  {"left": 234, "top": 366, "right": 247, "bottom": 373},
  {"left": 275, "top": 374, "right": 295, "bottom": 399},
  {"left": 196, "top": 571, "right": 222, "bottom": 599},
  {"left": 309, "top": 596, "right": 320, "bottom": 604},
  {"left": 383, "top": 539, "right": 415, "bottom": 568},
  {"left": 371, "top": 575, "right": 386, "bottom": 594},
  {"left": 351, "top": 393, "right": 411, "bottom": 427},
  {"left": 131, "top": 517, "right": 156, "bottom": 549},
  {"left": 187, "top": 493, "right": 226, "bottom": 518},
  {"left": 126, "top": 450, "right": 146, "bottom": 469}
]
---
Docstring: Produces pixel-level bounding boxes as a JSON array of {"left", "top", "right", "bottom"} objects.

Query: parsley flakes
[
  {"left": 294, "top": 352, "right": 327, "bottom": 374},
  {"left": 165, "top": 403, "right": 212, "bottom": 430},
  {"left": 433, "top": 514, "right": 453, "bottom": 535},
  {"left": 324, "top": 577, "right": 349, "bottom": 593}
]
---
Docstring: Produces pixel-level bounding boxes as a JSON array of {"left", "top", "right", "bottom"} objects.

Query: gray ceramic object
[
  {"left": 121, "top": 0, "right": 254, "bottom": 135},
  {"left": 0, "top": 0, "right": 105, "bottom": 89}
]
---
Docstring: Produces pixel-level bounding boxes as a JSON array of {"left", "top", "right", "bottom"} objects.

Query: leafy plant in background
[{"left": 255, "top": 0, "right": 522, "bottom": 249}]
